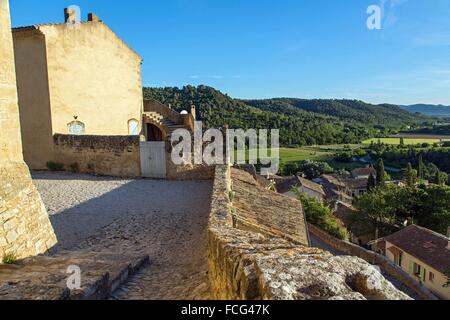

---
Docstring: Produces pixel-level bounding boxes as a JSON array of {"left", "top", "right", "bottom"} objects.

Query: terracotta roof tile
[{"left": 382, "top": 225, "right": 450, "bottom": 273}]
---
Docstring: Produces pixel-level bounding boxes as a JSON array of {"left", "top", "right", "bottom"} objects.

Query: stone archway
[{"left": 146, "top": 123, "right": 165, "bottom": 142}]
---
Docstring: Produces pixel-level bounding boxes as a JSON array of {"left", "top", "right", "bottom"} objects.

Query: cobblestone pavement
[{"left": 32, "top": 172, "right": 213, "bottom": 300}]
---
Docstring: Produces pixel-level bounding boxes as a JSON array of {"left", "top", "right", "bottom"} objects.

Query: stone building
[
  {"left": 0, "top": 0, "right": 57, "bottom": 260},
  {"left": 276, "top": 176, "right": 326, "bottom": 201},
  {"left": 12, "top": 8, "right": 144, "bottom": 169}
]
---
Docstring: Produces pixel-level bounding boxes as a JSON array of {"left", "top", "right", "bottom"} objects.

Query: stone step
[{"left": 0, "top": 250, "right": 150, "bottom": 300}]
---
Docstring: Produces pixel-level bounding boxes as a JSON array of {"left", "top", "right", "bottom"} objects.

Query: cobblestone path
[{"left": 33, "top": 172, "right": 213, "bottom": 300}]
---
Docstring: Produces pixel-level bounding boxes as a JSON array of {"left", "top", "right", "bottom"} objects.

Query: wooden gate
[{"left": 140, "top": 142, "right": 167, "bottom": 179}]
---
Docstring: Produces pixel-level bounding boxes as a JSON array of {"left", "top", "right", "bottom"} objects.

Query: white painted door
[{"left": 140, "top": 142, "right": 167, "bottom": 179}]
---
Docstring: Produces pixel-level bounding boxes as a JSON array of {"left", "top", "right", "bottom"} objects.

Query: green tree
[
  {"left": 434, "top": 170, "right": 442, "bottom": 185},
  {"left": 367, "top": 173, "right": 376, "bottom": 191},
  {"left": 376, "top": 159, "right": 386, "bottom": 186},
  {"left": 354, "top": 184, "right": 450, "bottom": 238},
  {"left": 293, "top": 189, "right": 349, "bottom": 240},
  {"left": 404, "top": 163, "right": 417, "bottom": 187},
  {"left": 400, "top": 137, "right": 405, "bottom": 147},
  {"left": 418, "top": 155, "right": 425, "bottom": 182},
  {"left": 353, "top": 186, "right": 395, "bottom": 240},
  {"left": 444, "top": 270, "right": 450, "bottom": 288}
]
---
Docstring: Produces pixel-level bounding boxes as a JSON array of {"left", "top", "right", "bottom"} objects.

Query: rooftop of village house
[
  {"left": 351, "top": 167, "right": 376, "bottom": 178},
  {"left": 319, "top": 173, "right": 369, "bottom": 190},
  {"left": 231, "top": 168, "right": 309, "bottom": 246},
  {"left": 276, "top": 175, "right": 326, "bottom": 196},
  {"left": 378, "top": 225, "right": 450, "bottom": 274}
]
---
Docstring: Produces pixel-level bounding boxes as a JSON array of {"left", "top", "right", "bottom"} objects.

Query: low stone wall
[
  {"left": 53, "top": 134, "right": 140, "bottom": 177},
  {"left": 166, "top": 156, "right": 214, "bottom": 181},
  {"left": 308, "top": 223, "right": 438, "bottom": 300},
  {"left": 0, "top": 162, "right": 57, "bottom": 261},
  {"left": 207, "top": 165, "right": 411, "bottom": 300}
]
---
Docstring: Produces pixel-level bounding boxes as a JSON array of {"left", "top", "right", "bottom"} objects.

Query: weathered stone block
[
  {"left": 207, "top": 166, "right": 412, "bottom": 300},
  {"left": 6, "top": 230, "right": 18, "bottom": 243}
]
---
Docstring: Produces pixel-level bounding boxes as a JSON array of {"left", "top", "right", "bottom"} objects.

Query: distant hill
[
  {"left": 243, "top": 98, "right": 428, "bottom": 128},
  {"left": 402, "top": 104, "right": 450, "bottom": 117},
  {"left": 143, "top": 85, "right": 432, "bottom": 147}
]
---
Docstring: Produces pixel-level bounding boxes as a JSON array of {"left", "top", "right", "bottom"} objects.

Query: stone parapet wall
[
  {"left": 0, "top": 162, "right": 57, "bottom": 260},
  {"left": 144, "top": 100, "right": 195, "bottom": 132},
  {"left": 308, "top": 223, "right": 439, "bottom": 300},
  {"left": 53, "top": 134, "right": 141, "bottom": 177},
  {"left": 207, "top": 165, "right": 411, "bottom": 300},
  {"left": 166, "top": 157, "right": 214, "bottom": 181}
]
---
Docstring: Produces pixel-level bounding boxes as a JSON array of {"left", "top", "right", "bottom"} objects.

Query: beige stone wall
[
  {"left": 13, "top": 21, "right": 143, "bottom": 169},
  {"left": 0, "top": 163, "right": 58, "bottom": 260},
  {"left": 0, "top": 0, "right": 22, "bottom": 162},
  {"left": 0, "top": 0, "right": 57, "bottom": 261},
  {"left": 166, "top": 154, "right": 214, "bottom": 181},
  {"left": 53, "top": 134, "right": 141, "bottom": 177},
  {"left": 13, "top": 29, "right": 54, "bottom": 169}
]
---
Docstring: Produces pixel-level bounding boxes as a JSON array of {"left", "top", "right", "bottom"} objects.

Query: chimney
[
  {"left": 190, "top": 105, "right": 197, "bottom": 120},
  {"left": 64, "top": 7, "right": 77, "bottom": 24},
  {"left": 87, "top": 13, "right": 100, "bottom": 22}
]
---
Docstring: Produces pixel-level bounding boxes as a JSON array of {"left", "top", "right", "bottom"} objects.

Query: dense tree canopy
[
  {"left": 353, "top": 184, "right": 450, "bottom": 239},
  {"left": 143, "top": 85, "right": 431, "bottom": 147}
]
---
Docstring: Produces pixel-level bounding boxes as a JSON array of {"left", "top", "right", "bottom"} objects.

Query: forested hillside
[
  {"left": 143, "top": 85, "right": 432, "bottom": 147},
  {"left": 244, "top": 98, "right": 429, "bottom": 128},
  {"left": 402, "top": 104, "right": 450, "bottom": 117}
]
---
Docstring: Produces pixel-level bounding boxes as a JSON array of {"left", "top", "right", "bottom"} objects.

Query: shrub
[
  {"left": 46, "top": 161, "right": 64, "bottom": 172},
  {"left": 69, "top": 162, "right": 80, "bottom": 173},
  {"left": 293, "top": 189, "right": 349, "bottom": 240},
  {"left": 2, "top": 252, "right": 18, "bottom": 265},
  {"left": 228, "top": 191, "right": 236, "bottom": 203}
]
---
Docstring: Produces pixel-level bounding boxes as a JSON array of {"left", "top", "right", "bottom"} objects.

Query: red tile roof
[
  {"left": 382, "top": 225, "right": 450, "bottom": 273},
  {"left": 351, "top": 167, "right": 376, "bottom": 178},
  {"left": 276, "top": 176, "right": 325, "bottom": 196}
]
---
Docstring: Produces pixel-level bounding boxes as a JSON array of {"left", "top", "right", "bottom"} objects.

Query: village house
[
  {"left": 12, "top": 8, "right": 144, "bottom": 170},
  {"left": 351, "top": 167, "right": 376, "bottom": 180},
  {"left": 315, "top": 174, "right": 369, "bottom": 204},
  {"left": 276, "top": 176, "right": 326, "bottom": 201},
  {"left": 374, "top": 225, "right": 450, "bottom": 300}
]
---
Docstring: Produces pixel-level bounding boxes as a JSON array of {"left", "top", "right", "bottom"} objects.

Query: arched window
[
  {"left": 128, "top": 119, "right": 140, "bottom": 135},
  {"left": 67, "top": 120, "right": 85, "bottom": 135}
]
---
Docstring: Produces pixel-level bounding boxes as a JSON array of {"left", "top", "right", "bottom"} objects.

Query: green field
[
  {"left": 234, "top": 145, "right": 361, "bottom": 164},
  {"left": 362, "top": 138, "right": 445, "bottom": 145}
]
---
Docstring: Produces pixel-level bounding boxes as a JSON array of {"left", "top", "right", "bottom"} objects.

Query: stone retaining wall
[
  {"left": 207, "top": 165, "right": 412, "bottom": 300},
  {"left": 308, "top": 223, "right": 438, "bottom": 300},
  {"left": 0, "top": 162, "right": 57, "bottom": 260},
  {"left": 166, "top": 156, "right": 214, "bottom": 181},
  {"left": 53, "top": 134, "right": 140, "bottom": 177}
]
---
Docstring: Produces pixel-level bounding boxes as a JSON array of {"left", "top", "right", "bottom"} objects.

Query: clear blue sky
[{"left": 9, "top": 0, "right": 450, "bottom": 105}]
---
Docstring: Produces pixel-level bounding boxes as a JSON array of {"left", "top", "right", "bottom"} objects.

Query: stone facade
[
  {"left": 12, "top": 12, "right": 143, "bottom": 170},
  {"left": 0, "top": 0, "right": 57, "bottom": 261},
  {"left": 207, "top": 165, "right": 411, "bottom": 300},
  {"left": 53, "top": 134, "right": 141, "bottom": 177}
]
